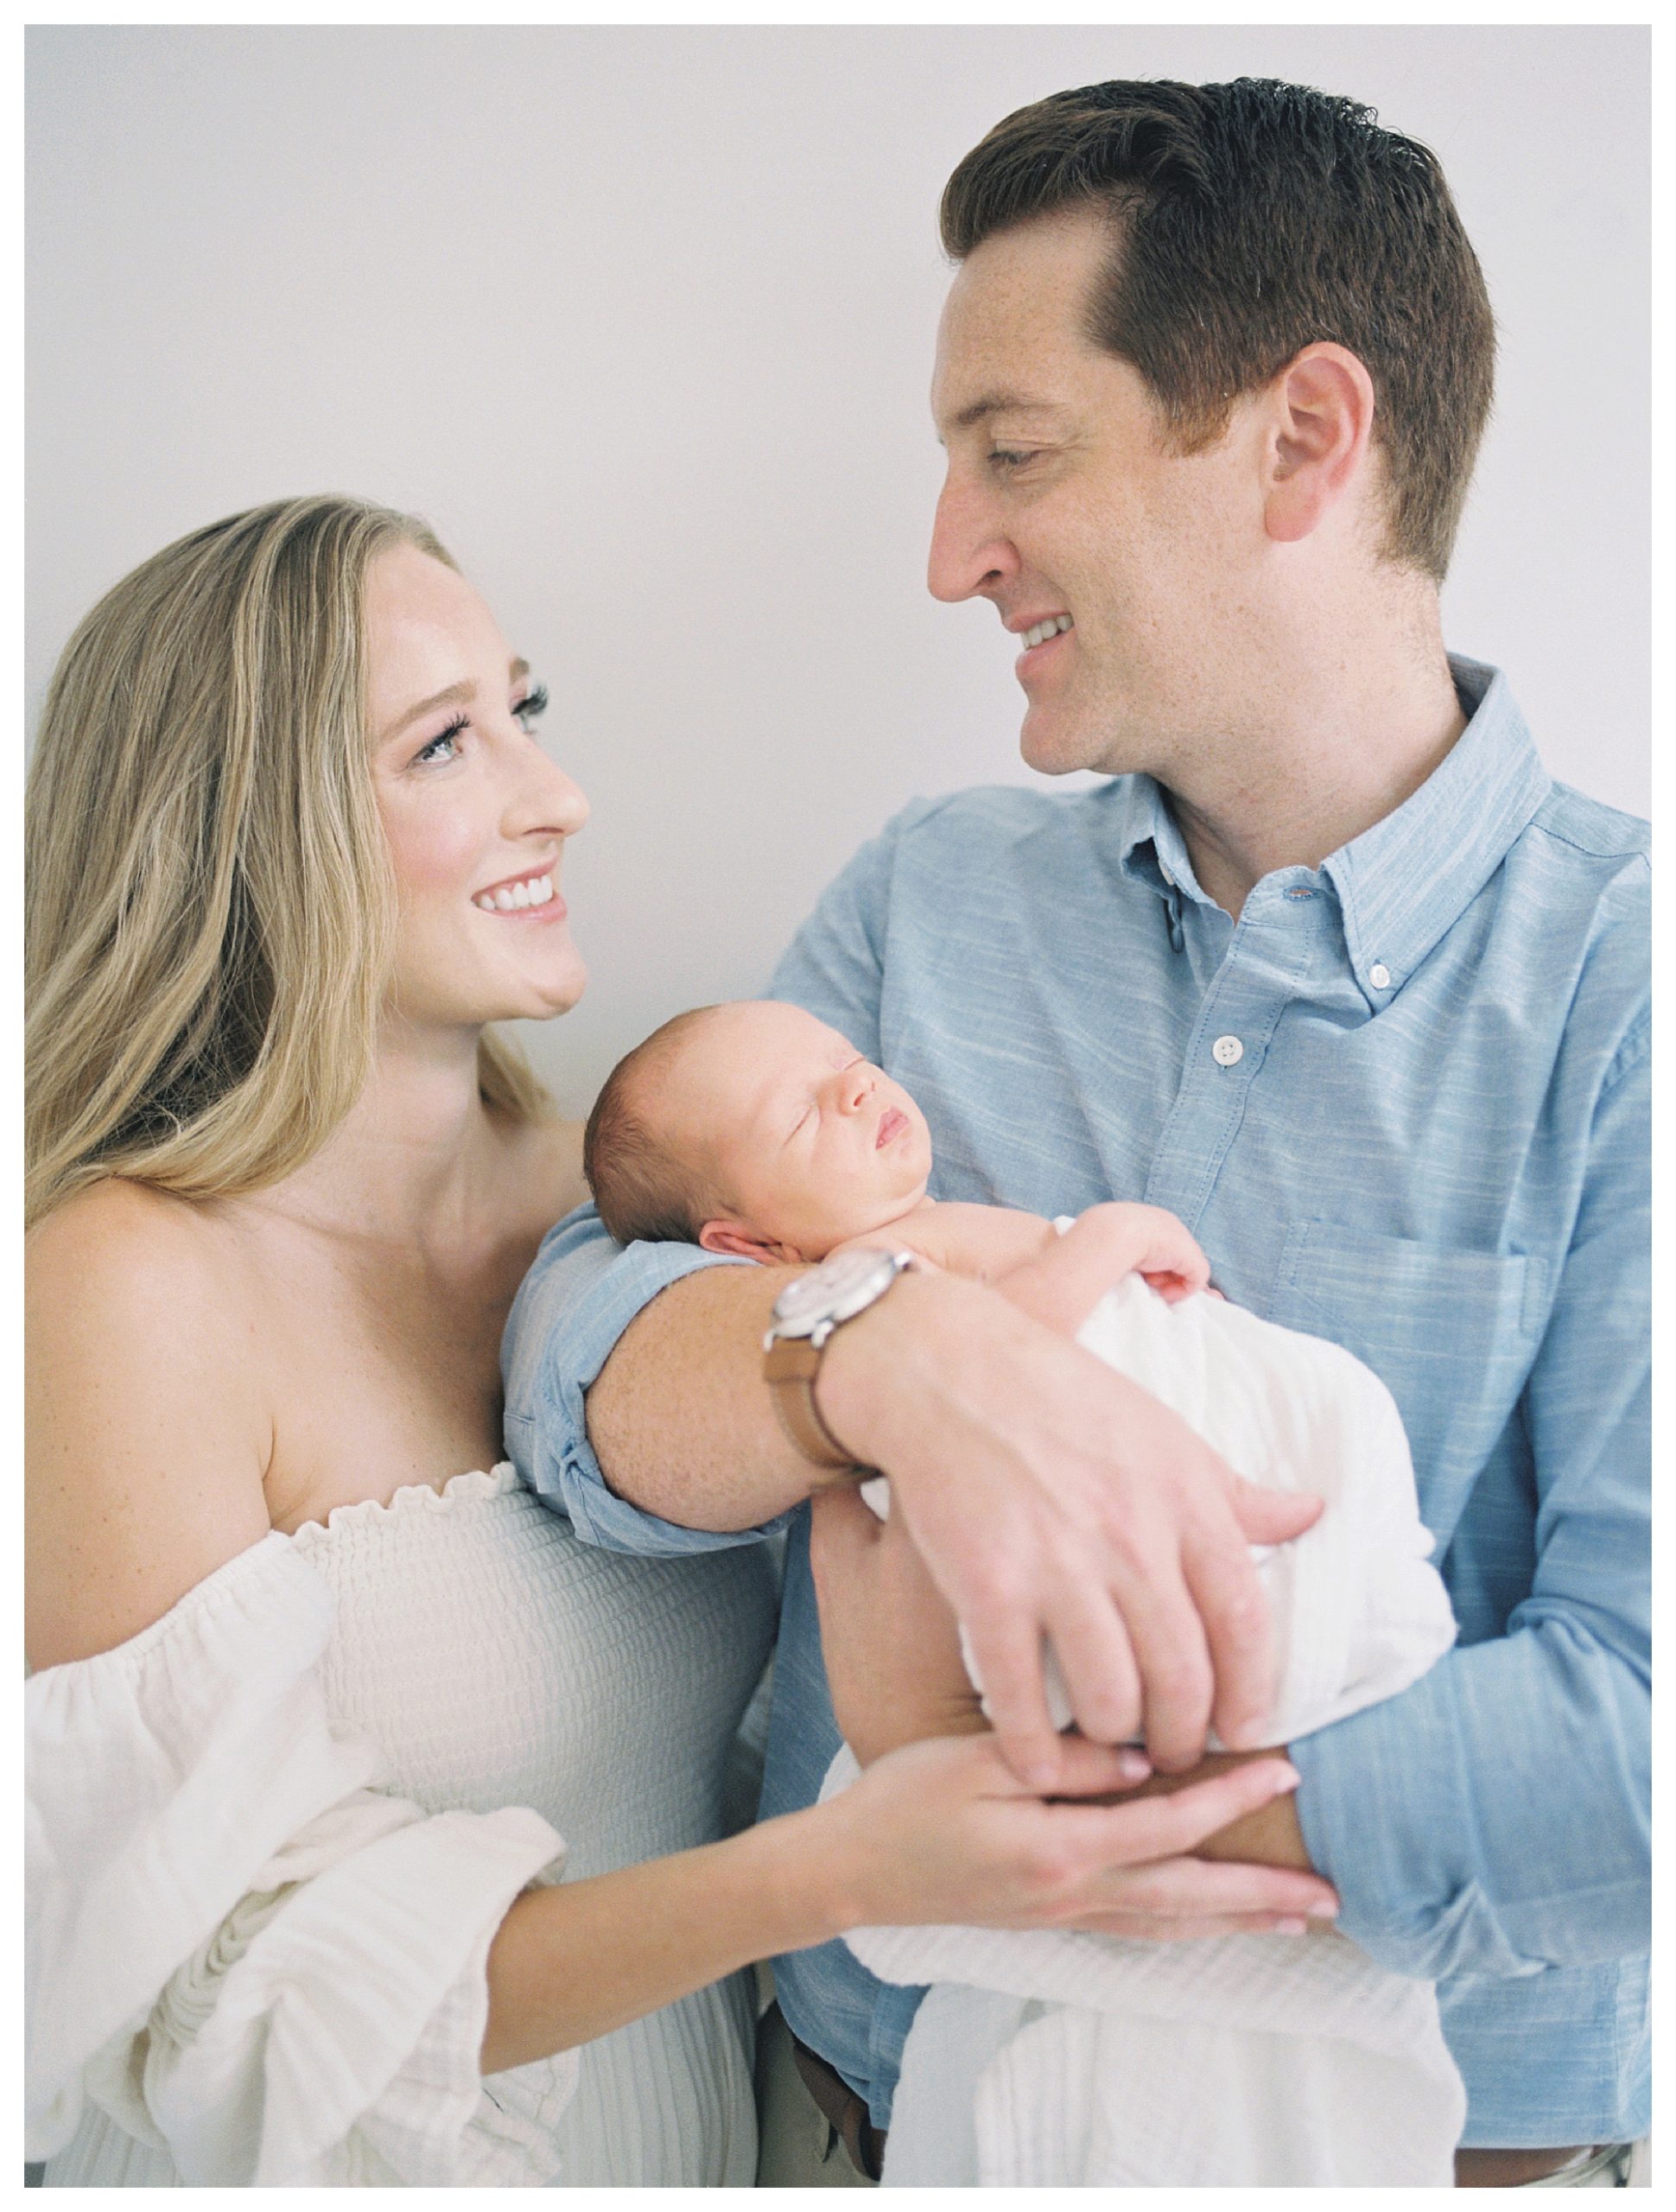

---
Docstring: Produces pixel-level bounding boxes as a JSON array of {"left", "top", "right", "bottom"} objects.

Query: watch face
[{"left": 770, "top": 1245, "right": 905, "bottom": 1337}]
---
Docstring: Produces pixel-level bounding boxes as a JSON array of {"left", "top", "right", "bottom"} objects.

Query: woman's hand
[{"left": 816, "top": 1732, "right": 1338, "bottom": 1936}]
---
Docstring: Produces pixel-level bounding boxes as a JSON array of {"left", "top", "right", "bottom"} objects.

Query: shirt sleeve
[
  {"left": 1289, "top": 1024, "right": 1650, "bottom": 1981},
  {"left": 500, "top": 1202, "right": 793, "bottom": 1556},
  {"left": 503, "top": 808, "right": 929, "bottom": 1560},
  {"left": 770, "top": 796, "right": 945, "bottom": 1053},
  {"left": 27, "top": 1536, "right": 576, "bottom": 2185}
]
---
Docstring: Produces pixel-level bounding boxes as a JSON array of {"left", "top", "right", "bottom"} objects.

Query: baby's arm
[{"left": 997, "top": 1203, "right": 1211, "bottom": 1337}]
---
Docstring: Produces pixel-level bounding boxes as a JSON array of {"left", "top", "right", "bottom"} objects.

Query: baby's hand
[
  {"left": 1072, "top": 1202, "right": 1212, "bottom": 1304},
  {"left": 995, "top": 1203, "right": 1212, "bottom": 1337}
]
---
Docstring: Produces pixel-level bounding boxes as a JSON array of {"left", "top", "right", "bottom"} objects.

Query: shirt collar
[
  {"left": 1321, "top": 658, "right": 1551, "bottom": 1001},
  {"left": 1117, "top": 657, "right": 1551, "bottom": 1000}
]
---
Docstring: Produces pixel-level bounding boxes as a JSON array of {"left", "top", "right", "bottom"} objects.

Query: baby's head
[{"left": 583, "top": 1000, "right": 933, "bottom": 1263}]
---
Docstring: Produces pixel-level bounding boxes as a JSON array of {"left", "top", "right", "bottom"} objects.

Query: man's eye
[
  {"left": 988, "top": 448, "right": 1038, "bottom": 472},
  {"left": 514, "top": 682, "right": 549, "bottom": 733}
]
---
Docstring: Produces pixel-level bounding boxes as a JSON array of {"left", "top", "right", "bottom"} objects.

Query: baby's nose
[{"left": 840, "top": 1067, "right": 873, "bottom": 1111}]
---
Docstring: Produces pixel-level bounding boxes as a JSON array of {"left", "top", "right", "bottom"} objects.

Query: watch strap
[{"left": 763, "top": 1336, "right": 860, "bottom": 1471}]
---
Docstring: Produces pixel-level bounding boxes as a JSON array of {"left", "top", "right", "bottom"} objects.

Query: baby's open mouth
[{"left": 875, "top": 1109, "right": 908, "bottom": 1149}]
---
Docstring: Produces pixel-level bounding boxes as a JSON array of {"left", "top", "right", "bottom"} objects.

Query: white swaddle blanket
[{"left": 830, "top": 1268, "right": 1465, "bottom": 2188}]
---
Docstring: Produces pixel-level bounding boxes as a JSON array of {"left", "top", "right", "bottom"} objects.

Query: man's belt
[{"left": 787, "top": 2024, "right": 887, "bottom": 2182}]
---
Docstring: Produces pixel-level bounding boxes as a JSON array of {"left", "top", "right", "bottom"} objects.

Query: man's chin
[
  {"left": 1019, "top": 696, "right": 1140, "bottom": 780},
  {"left": 1019, "top": 706, "right": 1102, "bottom": 779}
]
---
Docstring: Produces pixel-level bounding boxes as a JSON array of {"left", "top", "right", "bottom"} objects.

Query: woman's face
[{"left": 365, "top": 541, "right": 590, "bottom": 1033}]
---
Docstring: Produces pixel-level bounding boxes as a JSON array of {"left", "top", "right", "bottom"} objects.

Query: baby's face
[{"left": 663, "top": 1001, "right": 933, "bottom": 1259}]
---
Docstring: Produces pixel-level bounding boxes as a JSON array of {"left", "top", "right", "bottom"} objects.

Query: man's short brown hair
[
  {"left": 582, "top": 1007, "right": 723, "bottom": 1247},
  {"left": 941, "top": 76, "right": 1495, "bottom": 581}
]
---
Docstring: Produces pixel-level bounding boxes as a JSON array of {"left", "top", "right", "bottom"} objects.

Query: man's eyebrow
[
  {"left": 378, "top": 658, "right": 530, "bottom": 745},
  {"left": 936, "top": 392, "right": 1067, "bottom": 440}
]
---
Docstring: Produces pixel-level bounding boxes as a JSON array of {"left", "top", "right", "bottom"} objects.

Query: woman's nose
[{"left": 510, "top": 741, "right": 589, "bottom": 842}]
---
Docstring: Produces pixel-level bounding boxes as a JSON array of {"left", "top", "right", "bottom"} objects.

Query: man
[{"left": 504, "top": 78, "right": 1648, "bottom": 2186}]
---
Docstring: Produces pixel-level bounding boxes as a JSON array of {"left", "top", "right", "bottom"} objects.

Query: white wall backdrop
[{"left": 27, "top": 25, "right": 1649, "bottom": 1116}]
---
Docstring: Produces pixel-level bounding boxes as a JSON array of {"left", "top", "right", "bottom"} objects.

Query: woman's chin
[{"left": 501, "top": 949, "right": 588, "bottom": 1022}]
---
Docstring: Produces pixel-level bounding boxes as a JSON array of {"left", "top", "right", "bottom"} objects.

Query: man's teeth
[
  {"left": 1022, "top": 614, "right": 1074, "bottom": 651},
  {"left": 474, "top": 874, "right": 555, "bottom": 913}
]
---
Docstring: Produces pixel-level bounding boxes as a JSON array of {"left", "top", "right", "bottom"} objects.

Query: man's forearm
[{"left": 584, "top": 1261, "right": 829, "bottom": 1529}]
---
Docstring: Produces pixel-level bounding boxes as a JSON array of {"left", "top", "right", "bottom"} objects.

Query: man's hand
[
  {"left": 809, "top": 1483, "right": 1336, "bottom": 1940},
  {"left": 816, "top": 1269, "right": 1323, "bottom": 1786}
]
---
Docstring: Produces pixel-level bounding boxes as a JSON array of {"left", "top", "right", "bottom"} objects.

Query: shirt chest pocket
[{"left": 1264, "top": 1223, "right": 1546, "bottom": 1548}]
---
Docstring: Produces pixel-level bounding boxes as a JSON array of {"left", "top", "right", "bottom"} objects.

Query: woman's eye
[
  {"left": 413, "top": 716, "right": 467, "bottom": 767},
  {"left": 514, "top": 682, "right": 549, "bottom": 734}
]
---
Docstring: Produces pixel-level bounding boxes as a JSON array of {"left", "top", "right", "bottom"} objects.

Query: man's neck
[{"left": 1162, "top": 600, "right": 1468, "bottom": 918}]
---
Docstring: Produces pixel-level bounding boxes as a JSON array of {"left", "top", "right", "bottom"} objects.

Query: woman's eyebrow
[{"left": 378, "top": 658, "right": 530, "bottom": 745}]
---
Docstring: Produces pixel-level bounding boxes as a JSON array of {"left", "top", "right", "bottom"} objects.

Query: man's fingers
[
  {"left": 1229, "top": 1477, "right": 1324, "bottom": 1547},
  {"left": 1181, "top": 1529, "right": 1276, "bottom": 1751},
  {"left": 1105, "top": 1553, "right": 1216, "bottom": 1771},
  {"left": 962, "top": 1611, "right": 1065, "bottom": 1789},
  {"left": 1042, "top": 1589, "right": 1143, "bottom": 1746}
]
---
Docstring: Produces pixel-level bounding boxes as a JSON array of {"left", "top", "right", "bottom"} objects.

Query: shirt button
[
  {"left": 1369, "top": 962, "right": 1392, "bottom": 990},
  {"left": 1212, "top": 1034, "right": 1244, "bottom": 1067}
]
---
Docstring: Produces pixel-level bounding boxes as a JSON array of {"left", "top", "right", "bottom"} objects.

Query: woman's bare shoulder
[
  {"left": 503, "top": 1114, "right": 588, "bottom": 1236},
  {"left": 28, "top": 1181, "right": 272, "bottom": 1669}
]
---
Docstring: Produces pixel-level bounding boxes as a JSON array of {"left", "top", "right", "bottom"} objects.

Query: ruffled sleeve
[{"left": 27, "top": 1531, "right": 577, "bottom": 2185}]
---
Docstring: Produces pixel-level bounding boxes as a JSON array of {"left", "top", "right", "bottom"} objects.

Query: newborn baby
[
  {"left": 586, "top": 997, "right": 1466, "bottom": 2188},
  {"left": 583, "top": 996, "right": 1210, "bottom": 1334}
]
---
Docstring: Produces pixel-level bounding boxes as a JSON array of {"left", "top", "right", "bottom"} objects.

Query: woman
[{"left": 25, "top": 496, "right": 1306, "bottom": 2187}]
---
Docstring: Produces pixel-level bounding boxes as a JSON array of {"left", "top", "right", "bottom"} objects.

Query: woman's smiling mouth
[{"left": 473, "top": 869, "right": 563, "bottom": 917}]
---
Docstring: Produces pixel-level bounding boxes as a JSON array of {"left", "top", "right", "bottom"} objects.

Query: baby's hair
[{"left": 583, "top": 1006, "right": 728, "bottom": 1247}]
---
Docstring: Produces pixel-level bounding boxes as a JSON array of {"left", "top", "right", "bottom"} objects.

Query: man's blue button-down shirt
[{"left": 503, "top": 659, "right": 1649, "bottom": 2147}]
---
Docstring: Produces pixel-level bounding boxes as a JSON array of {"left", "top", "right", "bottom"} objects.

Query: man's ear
[
  {"left": 698, "top": 1218, "right": 782, "bottom": 1262},
  {"left": 1262, "top": 342, "right": 1376, "bottom": 546}
]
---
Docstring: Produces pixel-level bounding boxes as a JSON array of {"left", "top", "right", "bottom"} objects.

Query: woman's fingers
[
  {"left": 1064, "top": 1909, "right": 1316, "bottom": 1941},
  {"left": 1051, "top": 1751, "right": 1303, "bottom": 1862},
  {"left": 1093, "top": 1853, "right": 1339, "bottom": 1920}
]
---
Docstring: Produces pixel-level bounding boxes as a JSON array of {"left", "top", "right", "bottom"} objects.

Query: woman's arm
[
  {"left": 479, "top": 1726, "right": 1325, "bottom": 2072},
  {"left": 27, "top": 1180, "right": 273, "bottom": 1667}
]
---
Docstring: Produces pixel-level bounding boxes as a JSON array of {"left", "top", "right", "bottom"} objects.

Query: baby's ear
[{"left": 698, "top": 1219, "right": 779, "bottom": 1262}]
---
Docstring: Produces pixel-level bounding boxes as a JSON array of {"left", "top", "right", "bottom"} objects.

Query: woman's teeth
[
  {"left": 473, "top": 874, "right": 555, "bottom": 913},
  {"left": 1022, "top": 614, "right": 1074, "bottom": 650}
]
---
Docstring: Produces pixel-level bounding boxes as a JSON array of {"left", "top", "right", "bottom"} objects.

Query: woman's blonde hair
[{"left": 26, "top": 493, "right": 549, "bottom": 1229}]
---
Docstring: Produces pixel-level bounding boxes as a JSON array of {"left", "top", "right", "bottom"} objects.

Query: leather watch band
[{"left": 763, "top": 1336, "right": 858, "bottom": 1471}]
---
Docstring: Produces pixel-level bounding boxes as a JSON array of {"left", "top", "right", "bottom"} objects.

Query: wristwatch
[{"left": 762, "top": 1245, "right": 917, "bottom": 1471}]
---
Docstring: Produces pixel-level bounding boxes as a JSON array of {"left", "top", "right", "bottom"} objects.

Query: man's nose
[{"left": 928, "top": 475, "right": 1018, "bottom": 604}]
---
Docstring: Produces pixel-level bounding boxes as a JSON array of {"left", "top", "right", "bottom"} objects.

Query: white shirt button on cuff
[
  {"left": 1369, "top": 963, "right": 1392, "bottom": 989},
  {"left": 1212, "top": 1034, "right": 1244, "bottom": 1067}
]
